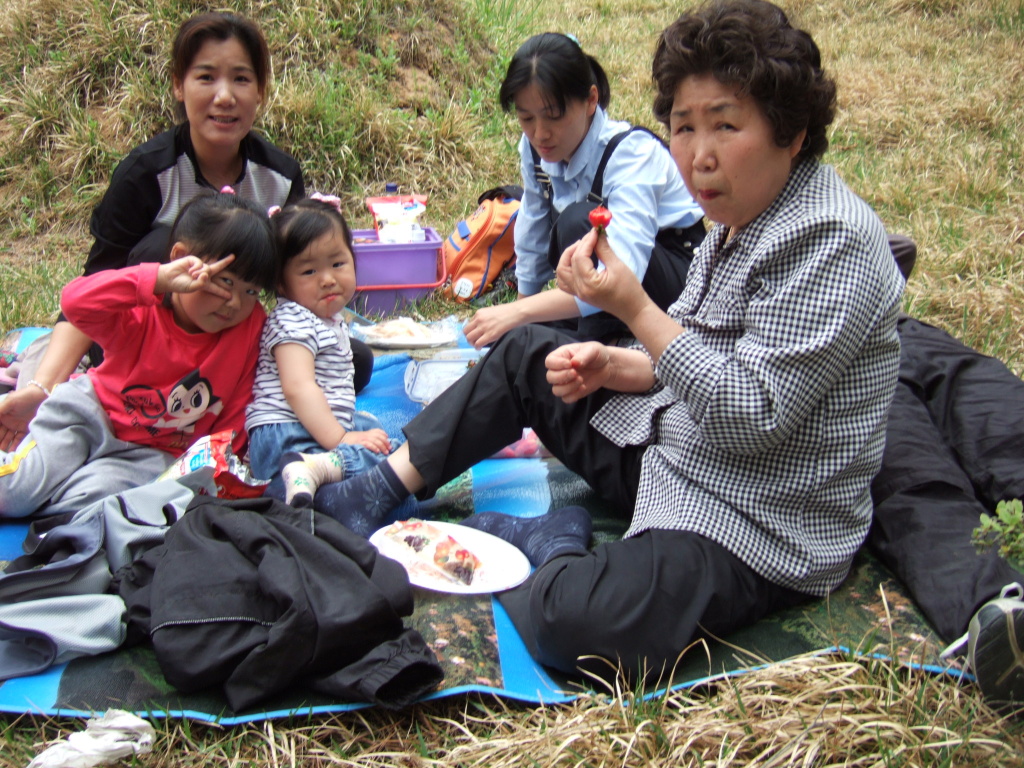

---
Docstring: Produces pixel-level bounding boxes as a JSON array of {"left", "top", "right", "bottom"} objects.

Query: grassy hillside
[
  {"left": 0, "top": 0, "right": 528, "bottom": 223},
  {"left": 0, "top": 0, "right": 533, "bottom": 329},
  {"left": 3, "top": 0, "right": 1023, "bottom": 368}
]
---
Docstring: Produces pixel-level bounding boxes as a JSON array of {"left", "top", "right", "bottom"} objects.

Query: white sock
[{"left": 280, "top": 451, "right": 344, "bottom": 508}]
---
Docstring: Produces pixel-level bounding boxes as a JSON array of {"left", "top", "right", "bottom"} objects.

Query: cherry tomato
[{"left": 588, "top": 206, "right": 612, "bottom": 234}]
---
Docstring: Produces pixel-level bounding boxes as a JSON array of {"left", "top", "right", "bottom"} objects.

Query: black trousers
[
  {"left": 869, "top": 317, "right": 1024, "bottom": 641},
  {"left": 403, "top": 324, "right": 807, "bottom": 679}
]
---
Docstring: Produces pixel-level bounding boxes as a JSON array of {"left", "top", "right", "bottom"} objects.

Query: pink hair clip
[
  {"left": 309, "top": 191, "right": 342, "bottom": 211},
  {"left": 267, "top": 205, "right": 282, "bottom": 218},
  {"left": 220, "top": 185, "right": 236, "bottom": 195}
]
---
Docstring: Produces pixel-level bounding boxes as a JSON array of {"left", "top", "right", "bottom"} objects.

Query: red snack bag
[{"left": 157, "top": 431, "right": 267, "bottom": 499}]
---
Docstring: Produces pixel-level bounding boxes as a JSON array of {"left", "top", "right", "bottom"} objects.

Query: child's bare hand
[
  {"left": 156, "top": 254, "right": 235, "bottom": 299},
  {"left": 341, "top": 428, "right": 392, "bottom": 454},
  {"left": 0, "top": 386, "right": 47, "bottom": 451}
]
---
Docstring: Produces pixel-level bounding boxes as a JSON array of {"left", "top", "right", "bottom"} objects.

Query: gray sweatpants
[{"left": 0, "top": 376, "right": 173, "bottom": 517}]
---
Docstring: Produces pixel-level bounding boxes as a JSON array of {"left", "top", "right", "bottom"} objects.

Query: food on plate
[
  {"left": 382, "top": 519, "right": 481, "bottom": 585},
  {"left": 366, "top": 317, "right": 436, "bottom": 342}
]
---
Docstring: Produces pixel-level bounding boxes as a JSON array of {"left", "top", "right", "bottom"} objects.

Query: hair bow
[
  {"left": 310, "top": 192, "right": 343, "bottom": 211},
  {"left": 220, "top": 185, "right": 236, "bottom": 195}
]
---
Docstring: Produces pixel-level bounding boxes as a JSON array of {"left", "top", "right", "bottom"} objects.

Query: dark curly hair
[{"left": 652, "top": 0, "right": 836, "bottom": 160}]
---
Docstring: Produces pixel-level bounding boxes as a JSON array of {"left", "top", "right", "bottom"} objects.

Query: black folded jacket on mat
[{"left": 118, "top": 495, "right": 443, "bottom": 711}]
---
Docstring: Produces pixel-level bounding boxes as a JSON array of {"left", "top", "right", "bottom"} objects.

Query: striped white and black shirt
[
  {"left": 592, "top": 160, "right": 905, "bottom": 596},
  {"left": 246, "top": 300, "right": 356, "bottom": 433}
]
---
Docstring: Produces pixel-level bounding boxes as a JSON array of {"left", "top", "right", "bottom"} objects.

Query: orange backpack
[{"left": 442, "top": 186, "right": 522, "bottom": 302}]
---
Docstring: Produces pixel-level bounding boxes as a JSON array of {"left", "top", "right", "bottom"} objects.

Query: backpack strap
[
  {"left": 587, "top": 126, "right": 666, "bottom": 204},
  {"left": 528, "top": 144, "right": 554, "bottom": 201},
  {"left": 529, "top": 125, "right": 666, "bottom": 216},
  {"left": 528, "top": 144, "right": 556, "bottom": 224}
]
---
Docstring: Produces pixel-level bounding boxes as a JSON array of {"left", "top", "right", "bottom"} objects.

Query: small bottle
[{"left": 384, "top": 182, "right": 399, "bottom": 195}]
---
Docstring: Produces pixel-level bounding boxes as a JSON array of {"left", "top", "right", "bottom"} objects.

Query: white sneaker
[{"left": 943, "top": 583, "right": 1024, "bottom": 708}]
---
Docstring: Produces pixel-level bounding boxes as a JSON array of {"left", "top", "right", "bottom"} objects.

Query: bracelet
[{"left": 26, "top": 379, "right": 51, "bottom": 397}]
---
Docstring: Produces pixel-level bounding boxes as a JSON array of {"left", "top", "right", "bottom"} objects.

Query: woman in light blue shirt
[{"left": 463, "top": 33, "right": 705, "bottom": 348}]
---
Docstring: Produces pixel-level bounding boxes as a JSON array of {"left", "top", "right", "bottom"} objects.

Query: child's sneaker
[{"left": 942, "top": 583, "right": 1024, "bottom": 708}]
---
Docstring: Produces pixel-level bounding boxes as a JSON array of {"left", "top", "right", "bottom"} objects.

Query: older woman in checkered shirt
[{"left": 317, "top": 0, "right": 905, "bottom": 682}]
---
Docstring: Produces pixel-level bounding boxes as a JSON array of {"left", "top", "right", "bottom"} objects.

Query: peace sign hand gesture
[{"left": 156, "top": 254, "right": 235, "bottom": 300}]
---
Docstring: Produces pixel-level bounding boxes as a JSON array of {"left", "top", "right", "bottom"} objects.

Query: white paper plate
[{"left": 370, "top": 521, "right": 531, "bottom": 594}]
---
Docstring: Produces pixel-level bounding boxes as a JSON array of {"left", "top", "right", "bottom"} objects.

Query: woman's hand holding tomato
[{"left": 555, "top": 228, "right": 652, "bottom": 326}]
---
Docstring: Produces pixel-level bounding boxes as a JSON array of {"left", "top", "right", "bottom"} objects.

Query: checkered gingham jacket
[{"left": 592, "top": 160, "right": 905, "bottom": 596}]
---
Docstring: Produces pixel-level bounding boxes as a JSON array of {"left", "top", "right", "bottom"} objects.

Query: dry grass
[
  {"left": 807, "top": 0, "right": 1024, "bottom": 367},
  {"left": 2, "top": 0, "right": 1024, "bottom": 764},
  {"left": 557, "top": 0, "right": 1024, "bottom": 368},
  {"left": 3, "top": 652, "right": 1022, "bottom": 766},
  {"left": 437, "top": 655, "right": 1018, "bottom": 766}
]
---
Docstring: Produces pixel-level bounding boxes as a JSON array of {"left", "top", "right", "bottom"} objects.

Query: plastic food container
[
  {"left": 350, "top": 227, "right": 445, "bottom": 316},
  {"left": 404, "top": 349, "right": 485, "bottom": 405}
]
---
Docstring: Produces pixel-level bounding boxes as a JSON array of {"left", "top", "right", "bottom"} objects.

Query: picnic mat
[{"left": 0, "top": 351, "right": 962, "bottom": 724}]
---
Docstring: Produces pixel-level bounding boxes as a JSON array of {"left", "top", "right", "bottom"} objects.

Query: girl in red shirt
[{"left": 0, "top": 190, "right": 275, "bottom": 518}]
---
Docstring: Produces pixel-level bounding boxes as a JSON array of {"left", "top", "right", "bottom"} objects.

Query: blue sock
[
  {"left": 312, "top": 461, "right": 411, "bottom": 537},
  {"left": 460, "top": 506, "right": 592, "bottom": 567}
]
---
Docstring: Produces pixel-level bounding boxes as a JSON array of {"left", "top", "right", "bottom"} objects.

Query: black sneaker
[{"left": 958, "top": 583, "right": 1024, "bottom": 708}]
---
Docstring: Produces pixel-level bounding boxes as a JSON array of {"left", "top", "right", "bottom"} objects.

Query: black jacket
[
  {"left": 118, "top": 496, "right": 442, "bottom": 711},
  {"left": 85, "top": 122, "right": 304, "bottom": 276}
]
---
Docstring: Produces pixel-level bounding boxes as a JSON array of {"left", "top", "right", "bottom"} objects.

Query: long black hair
[{"left": 499, "top": 33, "right": 611, "bottom": 116}]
